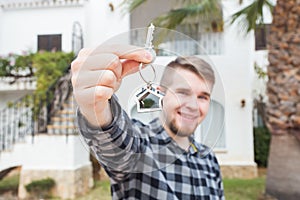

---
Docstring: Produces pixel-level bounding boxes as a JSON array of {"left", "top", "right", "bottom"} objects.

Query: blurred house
[{"left": 0, "top": 0, "right": 270, "bottom": 199}]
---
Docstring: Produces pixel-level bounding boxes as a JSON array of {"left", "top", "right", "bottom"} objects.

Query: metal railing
[
  {"left": 130, "top": 28, "right": 224, "bottom": 56},
  {"left": 0, "top": 95, "right": 34, "bottom": 153}
]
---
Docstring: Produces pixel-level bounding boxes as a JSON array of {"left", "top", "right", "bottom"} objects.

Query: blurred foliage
[
  {"left": 25, "top": 177, "right": 55, "bottom": 199},
  {"left": 254, "top": 62, "right": 267, "bottom": 79},
  {"left": 121, "top": 0, "right": 223, "bottom": 32},
  {"left": 254, "top": 126, "right": 271, "bottom": 167},
  {"left": 230, "top": 0, "right": 275, "bottom": 34},
  {"left": 0, "top": 174, "right": 19, "bottom": 195},
  {"left": 0, "top": 51, "right": 74, "bottom": 119},
  {"left": 0, "top": 52, "right": 34, "bottom": 78},
  {"left": 32, "top": 51, "right": 74, "bottom": 119}
]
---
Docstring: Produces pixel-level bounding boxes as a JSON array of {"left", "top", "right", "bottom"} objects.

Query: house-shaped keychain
[{"left": 135, "top": 84, "right": 164, "bottom": 113}]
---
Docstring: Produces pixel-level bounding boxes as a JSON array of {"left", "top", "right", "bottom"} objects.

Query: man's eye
[
  {"left": 198, "top": 95, "right": 209, "bottom": 100},
  {"left": 177, "top": 91, "right": 189, "bottom": 95}
]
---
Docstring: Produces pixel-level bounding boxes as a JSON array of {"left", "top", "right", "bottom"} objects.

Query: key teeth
[{"left": 145, "top": 23, "right": 155, "bottom": 49}]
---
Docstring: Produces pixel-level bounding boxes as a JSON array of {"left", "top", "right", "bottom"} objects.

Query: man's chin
[
  {"left": 174, "top": 125, "right": 197, "bottom": 137},
  {"left": 175, "top": 129, "right": 194, "bottom": 137}
]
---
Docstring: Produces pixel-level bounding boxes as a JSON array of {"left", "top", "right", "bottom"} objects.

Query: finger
[
  {"left": 74, "top": 53, "right": 122, "bottom": 79},
  {"left": 91, "top": 44, "right": 153, "bottom": 64},
  {"left": 76, "top": 70, "right": 119, "bottom": 90},
  {"left": 121, "top": 59, "right": 141, "bottom": 77},
  {"left": 77, "top": 48, "right": 93, "bottom": 57},
  {"left": 74, "top": 86, "right": 114, "bottom": 106}
]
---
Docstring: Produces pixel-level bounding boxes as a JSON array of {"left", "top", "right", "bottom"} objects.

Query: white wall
[
  {"left": 0, "top": 1, "right": 130, "bottom": 54},
  {"left": 214, "top": 0, "right": 255, "bottom": 165},
  {"left": 83, "top": 0, "right": 130, "bottom": 48},
  {"left": 0, "top": 5, "right": 85, "bottom": 54},
  {"left": 0, "top": 135, "right": 90, "bottom": 171}
]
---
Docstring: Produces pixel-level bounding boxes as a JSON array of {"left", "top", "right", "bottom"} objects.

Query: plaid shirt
[{"left": 77, "top": 96, "right": 224, "bottom": 200}]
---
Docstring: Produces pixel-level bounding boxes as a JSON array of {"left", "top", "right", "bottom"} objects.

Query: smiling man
[{"left": 71, "top": 45, "right": 224, "bottom": 200}]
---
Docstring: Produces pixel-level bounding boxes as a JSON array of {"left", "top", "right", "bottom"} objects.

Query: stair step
[
  {"left": 47, "top": 125, "right": 78, "bottom": 135},
  {"left": 51, "top": 117, "right": 75, "bottom": 122},
  {"left": 52, "top": 120, "right": 76, "bottom": 126},
  {"left": 57, "top": 110, "right": 75, "bottom": 115},
  {"left": 47, "top": 125, "right": 77, "bottom": 129}
]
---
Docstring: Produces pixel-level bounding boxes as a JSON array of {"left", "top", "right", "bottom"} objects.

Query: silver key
[
  {"left": 135, "top": 23, "right": 163, "bottom": 113},
  {"left": 145, "top": 23, "right": 155, "bottom": 49},
  {"left": 144, "top": 23, "right": 156, "bottom": 62}
]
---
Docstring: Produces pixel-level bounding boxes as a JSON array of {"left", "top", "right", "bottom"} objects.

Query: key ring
[{"left": 138, "top": 62, "right": 156, "bottom": 86}]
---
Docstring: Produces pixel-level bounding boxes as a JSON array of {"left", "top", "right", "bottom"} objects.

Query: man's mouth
[{"left": 177, "top": 111, "right": 198, "bottom": 121}]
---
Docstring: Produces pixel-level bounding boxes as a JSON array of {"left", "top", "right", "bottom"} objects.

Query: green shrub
[
  {"left": 0, "top": 51, "right": 74, "bottom": 119},
  {"left": 254, "top": 127, "right": 271, "bottom": 167},
  {"left": 0, "top": 174, "right": 19, "bottom": 194},
  {"left": 25, "top": 177, "right": 55, "bottom": 198},
  {"left": 32, "top": 51, "right": 74, "bottom": 119}
]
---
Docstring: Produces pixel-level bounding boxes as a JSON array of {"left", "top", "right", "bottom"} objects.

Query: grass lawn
[
  {"left": 74, "top": 180, "right": 111, "bottom": 200},
  {"left": 0, "top": 174, "right": 19, "bottom": 195},
  {"left": 224, "top": 177, "right": 265, "bottom": 200},
  {"left": 71, "top": 176, "right": 266, "bottom": 200},
  {"left": 0, "top": 173, "right": 266, "bottom": 200}
]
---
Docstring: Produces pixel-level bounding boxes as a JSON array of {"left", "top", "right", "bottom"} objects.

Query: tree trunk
[
  {"left": 266, "top": 134, "right": 300, "bottom": 199},
  {"left": 266, "top": 0, "right": 300, "bottom": 199}
]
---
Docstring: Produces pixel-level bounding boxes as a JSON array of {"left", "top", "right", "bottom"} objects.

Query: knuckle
[
  {"left": 71, "top": 59, "right": 81, "bottom": 72},
  {"left": 71, "top": 75, "right": 78, "bottom": 87},
  {"left": 78, "top": 48, "right": 91, "bottom": 57},
  {"left": 106, "top": 54, "right": 119, "bottom": 69},
  {"left": 95, "top": 89, "right": 106, "bottom": 100},
  {"left": 102, "top": 70, "right": 116, "bottom": 85}
]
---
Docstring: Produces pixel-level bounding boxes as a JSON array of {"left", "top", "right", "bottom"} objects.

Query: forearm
[
  {"left": 79, "top": 99, "right": 113, "bottom": 128},
  {"left": 76, "top": 96, "right": 144, "bottom": 180}
]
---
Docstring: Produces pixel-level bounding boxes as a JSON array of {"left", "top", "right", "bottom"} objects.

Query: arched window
[{"left": 194, "top": 99, "right": 226, "bottom": 149}]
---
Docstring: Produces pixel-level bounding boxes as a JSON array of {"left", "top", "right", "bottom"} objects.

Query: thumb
[{"left": 121, "top": 60, "right": 143, "bottom": 78}]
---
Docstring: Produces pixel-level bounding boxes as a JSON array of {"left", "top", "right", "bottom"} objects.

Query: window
[
  {"left": 255, "top": 24, "right": 270, "bottom": 50},
  {"left": 38, "top": 34, "right": 62, "bottom": 51},
  {"left": 194, "top": 100, "right": 226, "bottom": 149}
]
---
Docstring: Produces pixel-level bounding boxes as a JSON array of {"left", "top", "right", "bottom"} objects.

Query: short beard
[{"left": 168, "top": 119, "right": 194, "bottom": 137}]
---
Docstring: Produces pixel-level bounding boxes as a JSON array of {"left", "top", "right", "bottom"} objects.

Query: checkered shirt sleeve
[{"left": 77, "top": 95, "right": 225, "bottom": 200}]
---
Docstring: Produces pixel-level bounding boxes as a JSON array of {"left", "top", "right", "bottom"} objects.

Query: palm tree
[
  {"left": 122, "top": 0, "right": 300, "bottom": 199},
  {"left": 232, "top": 1, "right": 300, "bottom": 199},
  {"left": 122, "top": 0, "right": 223, "bottom": 32}
]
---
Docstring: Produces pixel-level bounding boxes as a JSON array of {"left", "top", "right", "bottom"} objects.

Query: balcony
[
  {"left": 0, "top": 0, "right": 87, "bottom": 10},
  {"left": 130, "top": 28, "right": 224, "bottom": 56}
]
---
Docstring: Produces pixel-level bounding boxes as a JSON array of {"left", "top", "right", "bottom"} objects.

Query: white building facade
[{"left": 0, "top": 0, "right": 264, "bottom": 198}]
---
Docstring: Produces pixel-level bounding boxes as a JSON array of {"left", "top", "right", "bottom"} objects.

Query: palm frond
[
  {"left": 153, "top": 0, "right": 223, "bottom": 31},
  {"left": 230, "top": 0, "right": 275, "bottom": 34},
  {"left": 120, "top": 0, "right": 147, "bottom": 13}
]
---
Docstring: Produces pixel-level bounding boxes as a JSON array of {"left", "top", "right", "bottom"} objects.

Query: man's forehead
[{"left": 170, "top": 69, "right": 212, "bottom": 92}]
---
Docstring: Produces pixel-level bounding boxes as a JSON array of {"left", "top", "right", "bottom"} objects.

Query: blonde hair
[{"left": 160, "top": 56, "right": 215, "bottom": 90}]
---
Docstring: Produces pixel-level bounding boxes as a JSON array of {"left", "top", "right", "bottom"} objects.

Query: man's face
[{"left": 160, "top": 68, "right": 212, "bottom": 137}]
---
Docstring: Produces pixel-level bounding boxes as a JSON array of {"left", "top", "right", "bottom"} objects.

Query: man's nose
[{"left": 184, "top": 95, "right": 199, "bottom": 110}]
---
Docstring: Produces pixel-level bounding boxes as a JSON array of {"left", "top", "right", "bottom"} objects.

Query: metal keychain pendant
[
  {"left": 135, "top": 24, "right": 164, "bottom": 113},
  {"left": 135, "top": 64, "right": 164, "bottom": 113}
]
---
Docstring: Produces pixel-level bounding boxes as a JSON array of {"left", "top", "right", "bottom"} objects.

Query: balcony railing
[
  {"left": 0, "top": 95, "right": 34, "bottom": 153},
  {"left": 130, "top": 28, "right": 224, "bottom": 56},
  {"left": 0, "top": 0, "right": 87, "bottom": 10}
]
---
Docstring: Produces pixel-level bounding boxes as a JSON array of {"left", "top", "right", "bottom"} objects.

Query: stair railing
[
  {"left": 0, "top": 95, "right": 34, "bottom": 154},
  {"left": 36, "top": 65, "right": 75, "bottom": 136}
]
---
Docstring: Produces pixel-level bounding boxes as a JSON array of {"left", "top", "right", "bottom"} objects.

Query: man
[{"left": 71, "top": 44, "right": 224, "bottom": 199}]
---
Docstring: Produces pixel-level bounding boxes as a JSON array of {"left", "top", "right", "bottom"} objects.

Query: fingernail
[{"left": 145, "top": 51, "right": 152, "bottom": 62}]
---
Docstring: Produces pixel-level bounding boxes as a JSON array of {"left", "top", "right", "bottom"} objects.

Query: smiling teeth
[{"left": 180, "top": 112, "right": 196, "bottom": 119}]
